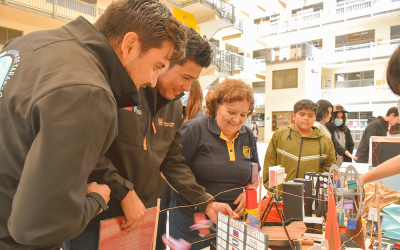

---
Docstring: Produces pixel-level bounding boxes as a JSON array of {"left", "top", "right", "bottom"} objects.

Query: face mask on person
[
  {"left": 334, "top": 119, "right": 343, "bottom": 127},
  {"left": 181, "top": 92, "right": 190, "bottom": 107}
]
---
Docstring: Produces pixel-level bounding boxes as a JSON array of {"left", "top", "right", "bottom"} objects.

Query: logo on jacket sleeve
[
  {"left": 243, "top": 146, "right": 251, "bottom": 158},
  {"left": 0, "top": 50, "right": 20, "bottom": 101}
]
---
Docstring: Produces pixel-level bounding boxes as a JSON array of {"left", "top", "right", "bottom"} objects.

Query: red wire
[{"left": 373, "top": 142, "right": 380, "bottom": 165}]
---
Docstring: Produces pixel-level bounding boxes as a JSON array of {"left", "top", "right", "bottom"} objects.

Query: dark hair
[
  {"left": 389, "top": 123, "right": 400, "bottom": 134},
  {"left": 332, "top": 111, "right": 348, "bottom": 132},
  {"left": 316, "top": 99, "right": 334, "bottom": 122},
  {"left": 185, "top": 79, "right": 203, "bottom": 122},
  {"left": 170, "top": 26, "right": 212, "bottom": 68},
  {"left": 206, "top": 79, "right": 254, "bottom": 118},
  {"left": 94, "top": 0, "right": 187, "bottom": 62},
  {"left": 387, "top": 45, "right": 400, "bottom": 96},
  {"left": 386, "top": 107, "right": 399, "bottom": 117},
  {"left": 293, "top": 99, "right": 318, "bottom": 114}
]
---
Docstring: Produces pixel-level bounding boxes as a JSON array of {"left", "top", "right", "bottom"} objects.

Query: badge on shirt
[
  {"left": 158, "top": 118, "right": 163, "bottom": 126},
  {"left": 243, "top": 146, "right": 251, "bottom": 158}
]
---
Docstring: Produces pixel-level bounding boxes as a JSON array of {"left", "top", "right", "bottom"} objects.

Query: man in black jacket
[
  {"left": 0, "top": 0, "right": 187, "bottom": 249},
  {"left": 356, "top": 107, "right": 399, "bottom": 163},
  {"left": 69, "top": 26, "right": 239, "bottom": 249}
]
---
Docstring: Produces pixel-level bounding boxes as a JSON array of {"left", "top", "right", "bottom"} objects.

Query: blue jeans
[
  {"left": 169, "top": 200, "right": 209, "bottom": 250},
  {"left": 62, "top": 230, "right": 98, "bottom": 250}
]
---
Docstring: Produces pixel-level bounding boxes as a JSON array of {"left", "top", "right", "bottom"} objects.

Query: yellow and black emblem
[{"left": 243, "top": 146, "right": 251, "bottom": 158}]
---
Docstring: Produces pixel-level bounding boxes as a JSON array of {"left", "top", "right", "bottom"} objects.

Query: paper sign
[
  {"left": 368, "top": 207, "right": 378, "bottom": 222},
  {"left": 99, "top": 207, "right": 157, "bottom": 250}
]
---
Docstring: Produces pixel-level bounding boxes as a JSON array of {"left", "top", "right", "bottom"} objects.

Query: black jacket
[
  {"left": 356, "top": 116, "right": 389, "bottom": 163},
  {"left": 0, "top": 17, "right": 139, "bottom": 249},
  {"left": 326, "top": 123, "right": 355, "bottom": 162},
  {"left": 87, "top": 86, "right": 211, "bottom": 232}
]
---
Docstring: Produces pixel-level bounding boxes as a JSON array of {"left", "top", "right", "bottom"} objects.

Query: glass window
[
  {"left": 348, "top": 72, "right": 361, "bottom": 80},
  {"left": 363, "top": 70, "right": 374, "bottom": 79},
  {"left": 335, "top": 73, "right": 347, "bottom": 82},
  {"left": 391, "top": 25, "right": 400, "bottom": 40},
  {"left": 336, "top": 30, "right": 374, "bottom": 47},
  {"left": 272, "top": 68, "right": 298, "bottom": 89}
]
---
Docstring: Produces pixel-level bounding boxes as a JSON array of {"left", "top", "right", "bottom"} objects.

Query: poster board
[
  {"left": 217, "top": 212, "right": 269, "bottom": 250},
  {"left": 98, "top": 207, "right": 158, "bottom": 250}
]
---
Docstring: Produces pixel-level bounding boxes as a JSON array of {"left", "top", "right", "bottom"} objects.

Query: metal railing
[
  {"left": 257, "top": 0, "right": 400, "bottom": 37},
  {"left": 164, "top": 0, "right": 235, "bottom": 23},
  {"left": 1, "top": 0, "right": 104, "bottom": 23},
  {"left": 329, "top": 38, "right": 400, "bottom": 64},
  {"left": 210, "top": 43, "right": 266, "bottom": 75},
  {"left": 321, "top": 85, "right": 399, "bottom": 105},
  {"left": 265, "top": 42, "right": 321, "bottom": 64},
  {"left": 232, "top": 19, "right": 243, "bottom": 32}
]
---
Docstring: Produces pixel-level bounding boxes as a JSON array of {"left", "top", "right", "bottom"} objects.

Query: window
[
  {"left": 209, "top": 38, "right": 219, "bottom": 48},
  {"left": 272, "top": 68, "right": 298, "bottom": 89},
  {"left": 0, "top": 27, "right": 23, "bottom": 49},
  {"left": 292, "top": 2, "right": 323, "bottom": 15},
  {"left": 334, "top": 70, "right": 374, "bottom": 88},
  {"left": 254, "top": 16, "right": 270, "bottom": 25},
  {"left": 391, "top": 25, "right": 400, "bottom": 40},
  {"left": 253, "top": 49, "right": 268, "bottom": 59},
  {"left": 225, "top": 43, "right": 239, "bottom": 53},
  {"left": 335, "top": 30, "right": 375, "bottom": 48}
]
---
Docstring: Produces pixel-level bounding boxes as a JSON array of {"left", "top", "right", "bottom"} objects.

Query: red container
[{"left": 260, "top": 197, "right": 283, "bottom": 222}]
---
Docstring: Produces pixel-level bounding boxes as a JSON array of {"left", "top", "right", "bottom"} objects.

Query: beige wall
[
  {"left": 0, "top": 5, "right": 67, "bottom": 36},
  {"left": 264, "top": 60, "right": 307, "bottom": 142}
]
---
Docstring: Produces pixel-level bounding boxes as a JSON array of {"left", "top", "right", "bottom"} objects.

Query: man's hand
[
  {"left": 206, "top": 201, "right": 239, "bottom": 223},
  {"left": 120, "top": 190, "right": 146, "bottom": 232},
  {"left": 86, "top": 182, "right": 111, "bottom": 214},
  {"left": 233, "top": 192, "right": 246, "bottom": 216}
]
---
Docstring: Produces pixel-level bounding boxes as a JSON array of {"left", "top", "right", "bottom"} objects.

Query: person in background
[
  {"left": 314, "top": 100, "right": 358, "bottom": 162},
  {"left": 263, "top": 99, "right": 336, "bottom": 190},
  {"left": 388, "top": 123, "right": 400, "bottom": 137},
  {"left": 355, "top": 107, "right": 399, "bottom": 163},
  {"left": 184, "top": 79, "right": 204, "bottom": 122},
  {"left": 169, "top": 79, "right": 260, "bottom": 249},
  {"left": 252, "top": 122, "right": 261, "bottom": 142},
  {"left": 326, "top": 104, "right": 355, "bottom": 166}
]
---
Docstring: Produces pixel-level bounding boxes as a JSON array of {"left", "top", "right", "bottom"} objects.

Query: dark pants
[
  {"left": 169, "top": 200, "right": 209, "bottom": 250},
  {"left": 62, "top": 230, "right": 98, "bottom": 250}
]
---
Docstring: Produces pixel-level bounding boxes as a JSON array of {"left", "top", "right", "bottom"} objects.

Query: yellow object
[{"left": 245, "top": 208, "right": 259, "bottom": 217}]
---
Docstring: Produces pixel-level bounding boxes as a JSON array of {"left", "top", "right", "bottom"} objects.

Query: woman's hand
[
  {"left": 233, "top": 192, "right": 246, "bottom": 216},
  {"left": 345, "top": 151, "right": 358, "bottom": 161}
]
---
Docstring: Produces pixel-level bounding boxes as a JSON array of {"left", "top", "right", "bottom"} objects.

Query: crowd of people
[{"left": 1, "top": 0, "right": 400, "bottom": 249}]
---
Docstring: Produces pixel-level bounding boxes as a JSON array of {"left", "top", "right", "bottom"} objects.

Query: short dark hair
[
  {"left": 387, "top": 45, "right": 400, "bottom": 96},
  {"left": 316, "top": 99, "right": 334, "bottom": 121},
  {"left": 94, "top": 0, "right": 187, "bottom": 62},
  {"left": 386, "top": 107, "right": 399, "bottom": 117},
  {"left": 293, "top": 99, "right": 318, "bottom": 114},
  {"left": 170, "top": 26, "right": 212, "bottom": 69}
]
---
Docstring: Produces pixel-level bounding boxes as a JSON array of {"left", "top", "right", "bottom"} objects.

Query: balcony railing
[
  {"left": 1, "top": 0, "right": 104, "bottom": 23},
  {"left": 164, "top": 0, "right": 235, "bottom": 23},
  {"left": 329, "top": 38, "right": 400, "bottom": 64},
  {"left": 265, "top": 42, "right": 321, "bottom": 64},
  {"left": 257, "top": 0, "right": 400, "bottom": 37},
  {"left": 321, "top": 85, "right": 399, "bottom": 105},
  {"left": 232, "top": 19, "right": 243, "bottom": 33},
  {"left": 210, "top": 43, "right": 265, "bottom": 75}
]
